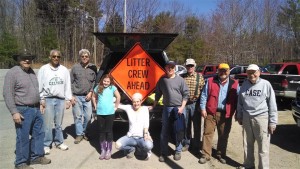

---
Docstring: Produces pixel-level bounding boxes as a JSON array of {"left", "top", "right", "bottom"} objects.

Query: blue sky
[{"left": 161, "top": 0, "right": 218, "bottom": 15}]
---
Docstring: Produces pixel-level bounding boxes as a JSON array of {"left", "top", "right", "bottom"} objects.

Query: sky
[{"left": 161, "top": 0, "right": 218, "bottom": 15}]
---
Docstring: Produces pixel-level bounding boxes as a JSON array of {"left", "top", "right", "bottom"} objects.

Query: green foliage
[
  {"left": 0, "top": 31, "right": 19, "bottom": 67},
  {"left": 40, "top": 27, "right": 58, "bottom": 62}
]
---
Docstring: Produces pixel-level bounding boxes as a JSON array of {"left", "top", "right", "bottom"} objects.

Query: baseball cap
[
  {"left": 247, "top": 64, "right": 260, "bottom": 71},
  {"left": 166, "top": 60, "right": 176, "bottom": 66},
  {"left": 185, "top": 58, "right": 196, "bottom": 66},
  {"left": 218, "top": 63, "right": 230, "bottom": 69}
]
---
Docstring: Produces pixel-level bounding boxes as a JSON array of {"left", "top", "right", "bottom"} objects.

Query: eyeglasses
[
  {"left": 186, "top": 65, "right": 194, "bottom": 68},
  {"left": 51, "top": 55, "right": 61, "bottom": 59},
  {"left": 81, "top": 55, "right": 89, "bottom": 58}
]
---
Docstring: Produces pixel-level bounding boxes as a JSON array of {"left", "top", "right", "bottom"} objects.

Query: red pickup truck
[
  {"left": 196, "top": 65, "right": 218, "bottom": 78},
  {"left": 235, "top": 62, "right": 300, "bottom": 104}
]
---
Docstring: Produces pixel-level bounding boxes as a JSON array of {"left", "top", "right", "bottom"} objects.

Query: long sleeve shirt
[
  {"left": 38, "top": 63, "right": 72, "bottom": 101},
  {"left": 236, "top": 78, "right": 278, "bottom": 126},
  {"left": 155, "top": 75, "right": 189, "bottom": 106},
  {"left": 3, "top": 66, "right": 40, "bottom": 114},
  {"left": 118, "top": 105, "right": 149, "bottom": 137},
  {"left": 70, "top": 63, "right": 96, "bottom": 95}
]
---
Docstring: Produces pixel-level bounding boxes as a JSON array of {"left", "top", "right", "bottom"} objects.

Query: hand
[
  {"left": 85, "top": 92, "right": 92, "bottom": 102},
  {"left": 201, "top": 110, "right": 207, "bottom": 118},
  {"left": 12, "top": 112, "right": 24, "bottom": 124},
  {"left": 148, "top": 106, "right": 153, "bottom": 111},
  {"left": 268, "top": 125, "right": 276, "bottom": 134},
  {"left": 40, "top": 100, "right": 46, "bottom": 114},
  {"left": 178, "top": 106, "right": 184, "bottom": 114},
  {"left": 66, "top": 101, "right": 71, "bottom": 109},
  {"left": 144, "top": 134, "right": 153, "bottom": 142},
  {"left": 71, "top": 96, "right": 76, "bottom": 106}
]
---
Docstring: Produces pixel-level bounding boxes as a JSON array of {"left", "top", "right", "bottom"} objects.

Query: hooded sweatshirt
[{"left": 236, "top": 77, "right": 278, "bottom": 126}]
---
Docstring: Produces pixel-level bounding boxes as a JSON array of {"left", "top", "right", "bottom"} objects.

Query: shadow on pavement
[{"left": 271, "top": 124, "right": 300, "bottom": 154}]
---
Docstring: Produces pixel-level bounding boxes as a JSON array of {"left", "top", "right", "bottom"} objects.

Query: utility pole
[
  {"left": 124, "top": 0, "right": 127, "bottom": 33},
  {"left": 86, "top": 14, "right": 97, "bottom": 65}
]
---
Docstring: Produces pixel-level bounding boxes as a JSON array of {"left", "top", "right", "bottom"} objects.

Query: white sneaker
[
  {"left": 56, "top": 143, "right": 69, "bottom": 151},
  {"left": 44, "top": 147, "right": 50, "bottom": 155},
  {"left": 145, "top": 150, "right": 152, "bottom": 160}
]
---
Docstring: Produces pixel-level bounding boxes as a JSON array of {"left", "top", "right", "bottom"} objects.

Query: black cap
[
  {"left": 165, "top": 60, "right": 176, "bottom": 66},
  {"left": 12, "top": 49, "right": 36, "bottom": 61}
]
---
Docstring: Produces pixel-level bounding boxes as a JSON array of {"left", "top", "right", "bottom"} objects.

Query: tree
[
  {"left": 105, "top": 12, "right": 124, "bottom": 32},
  {"left": 278, "top": 0, "right": 300, "bottom": 56}
]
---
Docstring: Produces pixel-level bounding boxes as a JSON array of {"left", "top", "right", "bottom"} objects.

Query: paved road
[{"left": 1, "top": 69, "right": 300, "bottom": 169}]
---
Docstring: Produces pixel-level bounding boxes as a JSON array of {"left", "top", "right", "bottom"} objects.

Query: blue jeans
[
  {"left": 116, "top": 135, "right": 153, "bottom": 154},
  {"left": 43, "top": 97, "right": 65, "bottom": 147},
  {"left": 160, "top": 106, "right": 185, "bottom": 155},
  {"left": 184, "top": 102, "right": 199, "bottom": 147},
  {"left": 15, "top": 106, "right": 44, "bottom": 166},
  {"left": 72, "top": 96, "right": 92, "bottom": 136}
]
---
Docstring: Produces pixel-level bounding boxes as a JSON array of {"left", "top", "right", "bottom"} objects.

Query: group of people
[
  {"left": 3, "top": 48, "right": 278, "bottom": 169},
  {"left": 152, "top": 60, "right": 278, "bottom": 169}
]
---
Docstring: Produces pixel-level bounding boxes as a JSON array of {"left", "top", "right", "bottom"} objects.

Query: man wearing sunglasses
[
  {"left": 38, "top": 49, "right": 72, "bottom": 155},
  {"left": 198, "top": 63, "right": 239, "bottom": 165},
  {"left": 70, "top": 49, "right": 97, "bottom": 144},
  {"left": 3, "top": 50, "right": 51, "bottom": 169}
]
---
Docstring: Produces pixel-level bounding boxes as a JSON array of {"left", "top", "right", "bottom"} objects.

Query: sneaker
[
  {"left": 236, "top": 166, "right": 255, "bottom": 169},
  {"left": 31, "top": 157, "right": 51, "bottom": 165},
  {"left": 56, "top": 143, "right": 69, "bottom": 151},
  {"left": 126, "top": 149, "right": 135, "bottom": 159},
  {"left": 74, "top": 135, "right": 83, "bottom": 144},
  {"left": 159, "top": 155, "right": 166, "bottom": 162},
  {"left": 217, "top": 155, "right": 226, "bottom": 164},
  {"left": 198, "top": 157, "right": 210, "bottom": 164},
  {"left": 144, "top": 150, "right": 152, "bottom": 161},
  {"left": 15, "top": 163, "right": 33, "bottom": 169},
  {"left": 182, "top": 145, "right": 189, "bottom": 152},
  {"left": 173, "top": 152, "right": 181, "bottom": 161},
  {"left": 44, "top": 147, "right": 50, "bottom": 155}
]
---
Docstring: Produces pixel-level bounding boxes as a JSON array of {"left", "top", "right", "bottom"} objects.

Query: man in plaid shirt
[{"left": 181, "top": 58, "right": 205, "bottom": 153}]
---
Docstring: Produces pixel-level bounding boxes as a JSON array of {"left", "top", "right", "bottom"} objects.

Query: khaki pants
[
  {"left": 242, "top": 113, "right": 270, "bottom": 169},
  {"left": 202, "top": 112, "right": 232, "bottom": 159}
]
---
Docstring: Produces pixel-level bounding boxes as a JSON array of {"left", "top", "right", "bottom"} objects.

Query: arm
[
  {"left": 178, "top": 78, "right": 189, "bottom": 114},
  {"left": 200, "top": 80, "right": 208, "bottom": 118},
  {"left": 268, "top": 83, "right": 278, "bottom": 134},
  {"left": 65, "top": 70, "right": 72, "bottom": 109},
  {"left": 3, "top": 70, "right": 24, "bottom": 124},
  {"left": 143, "top": 107, "right": 152, "bottom": 141},
  {"left": 114, "top": 87, "right": 121, "bottom": 110}
]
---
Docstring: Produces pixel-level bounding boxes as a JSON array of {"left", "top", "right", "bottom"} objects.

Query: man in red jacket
[{"left": 198, "top": 63, "right": 239, "bottom": 164}]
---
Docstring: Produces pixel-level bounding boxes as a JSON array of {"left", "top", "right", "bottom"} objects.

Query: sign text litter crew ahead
[{"left": 110, "top": 43, "right": 165, "bottom": 102}]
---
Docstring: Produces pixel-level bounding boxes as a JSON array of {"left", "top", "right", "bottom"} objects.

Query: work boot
[
  {"left": 105, "top": 141, "right": 112, "bottom": 160},
  {"left": 99, "top": 141, "right": 107, "bottom": 160},
  {"left": 30, "top": 156, "right": 51, "bottom": 165}
]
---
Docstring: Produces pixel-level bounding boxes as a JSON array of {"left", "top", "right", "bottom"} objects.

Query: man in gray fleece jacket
[{"left": 236, "top": 64, "right": 278, "bottom": 169}]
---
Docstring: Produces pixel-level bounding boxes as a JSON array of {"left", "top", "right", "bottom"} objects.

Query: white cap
[
  {"left": 185, "top": 58, "right": 196, "bottom": 66},
  {"left": 247, "top": 64, "right": 260, "bottom": 71},
  {"left": 132, "top": 93, "right": 143, "bottom": 101}
]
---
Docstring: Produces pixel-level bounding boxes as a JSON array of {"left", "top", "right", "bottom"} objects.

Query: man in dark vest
[{"left": 198, "top": 63, "right": 239, "bottom": 164}]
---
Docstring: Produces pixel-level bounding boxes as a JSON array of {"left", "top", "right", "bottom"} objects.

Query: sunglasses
[
  {"left": 51, "top": 55, "right": 61, "bottom": 59},
  {"left": 186, "top": 65, "right": 194, "bottom": 67},
  {"left": 81, "top": 55, "right": 89, "bottom": 58}
]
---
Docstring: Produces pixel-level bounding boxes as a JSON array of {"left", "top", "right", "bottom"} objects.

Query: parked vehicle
[
  {"left": 94, "top": 32, "right": 178, "bottom": 121},
  {"left": 175, "top": 65, "right": 187, "bottom": 75},
  {"left": 291, "top": 87, "right": 300, "bottom": 127},
  {"left": 196, "top": 65, "right": 218, "bottom": 78},
  {"left": 235, "top": 62, "right": 300, "bottom": 103}
]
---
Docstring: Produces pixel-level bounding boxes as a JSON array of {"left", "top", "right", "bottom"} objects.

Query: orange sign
[{"left": 110, "top": 43, "right": 166, "bottom": 102}]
